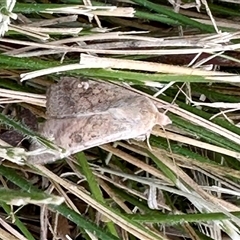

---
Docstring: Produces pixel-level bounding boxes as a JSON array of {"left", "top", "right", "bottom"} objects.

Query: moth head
[{"left": 155, "top": 112, "right": 171, "bottom": 127}]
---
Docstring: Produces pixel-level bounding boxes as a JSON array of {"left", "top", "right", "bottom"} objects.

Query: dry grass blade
[
  {"left": 33, "top": 164, "right": 166, "bottom": 240},
  {"left": 0, "top": 88, "right": 46, "bottom": 106}
]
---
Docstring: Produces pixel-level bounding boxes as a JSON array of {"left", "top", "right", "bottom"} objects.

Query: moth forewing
[{"left": 28, "top": 78, "right": 171, "bottom": 164}]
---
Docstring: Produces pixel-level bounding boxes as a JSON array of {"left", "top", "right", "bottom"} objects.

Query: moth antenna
[
  {"left": 161, "top": 125, "right": 177, "bottom": 169},
  {"left": 146, "top": 132, "right": 152, "bottom": 151}
]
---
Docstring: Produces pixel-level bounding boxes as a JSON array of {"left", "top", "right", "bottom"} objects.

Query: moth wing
[
  {"left": 29, "top": 106, "right": 157, "bottom": 164},
  {"left": 41, "top": 114, "right": 141, "bottom": 152},
  {"left": 46, "top": 78, "right": 138, "bottom": 119}
]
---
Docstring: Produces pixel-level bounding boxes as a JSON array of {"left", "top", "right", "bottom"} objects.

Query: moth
[{"left": 29, "top": 77, "right": 171, "bottom": 164}]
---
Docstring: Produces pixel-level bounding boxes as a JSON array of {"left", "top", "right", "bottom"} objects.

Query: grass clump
[{"left": 1, "top": 0, "right": 240, "bottom": 239}]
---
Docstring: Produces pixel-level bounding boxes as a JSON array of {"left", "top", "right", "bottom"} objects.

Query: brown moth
[{"left": 29, "top": 77, "right": 171, "bottom": 164}]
